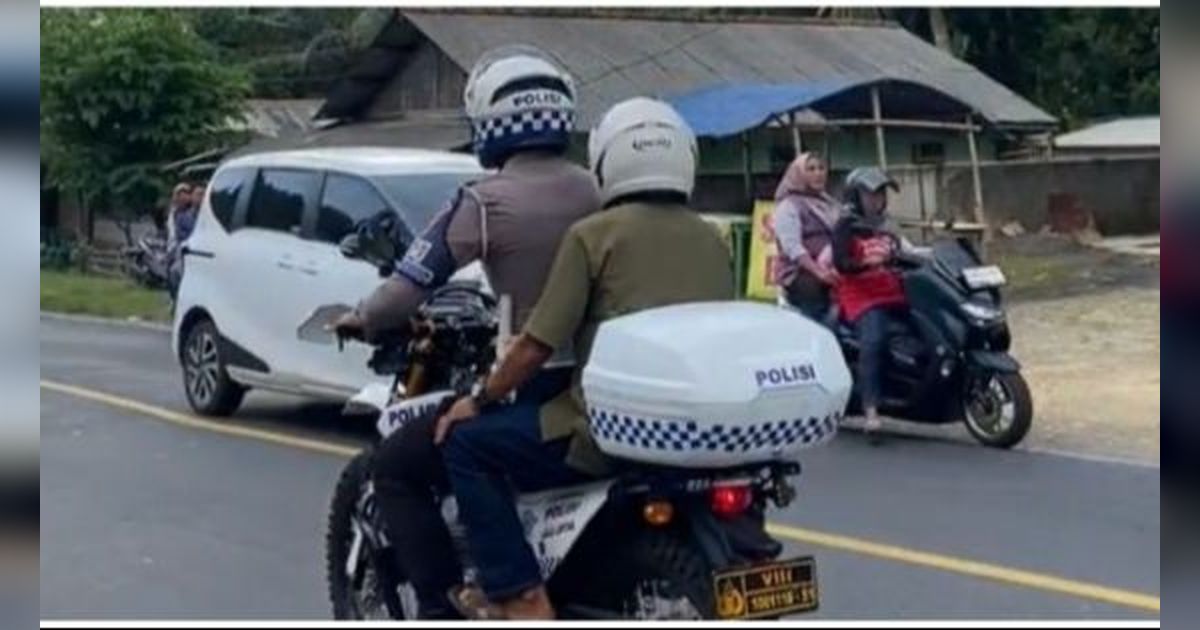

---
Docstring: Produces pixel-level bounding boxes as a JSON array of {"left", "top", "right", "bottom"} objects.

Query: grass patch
[
  {"left": 991, "top": 252, "right": 1077, "bottom": 296},
  {"left": 41, "top": 270, "right": 171, "bottom": 323}
]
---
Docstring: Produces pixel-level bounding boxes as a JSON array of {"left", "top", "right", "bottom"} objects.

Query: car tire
[{"left": 181, "top": 318, "right": 246, "bottom": 416}]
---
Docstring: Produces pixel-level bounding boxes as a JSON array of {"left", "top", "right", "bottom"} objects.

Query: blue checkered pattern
[
  {"left": 473, "top": 109, "right": 575, "bottom": 142},
  {"left": 588, "top": 408, "right": 840, "bottom": 454}
]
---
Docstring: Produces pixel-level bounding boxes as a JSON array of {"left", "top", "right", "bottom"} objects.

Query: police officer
[
  {"left": 333, "top": 45, "right": 600, "bottom": 619},
  {"left": 434, "top": 98, "right": 735, "bottom": 619}
]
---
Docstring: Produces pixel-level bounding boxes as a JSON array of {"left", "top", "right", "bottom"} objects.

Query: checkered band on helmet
[
  {"left": 588, "top": 407, "right": 840, "bottom": 455},
  {"left": 471, "top": 108, "right": 574, "bottom": 167}
]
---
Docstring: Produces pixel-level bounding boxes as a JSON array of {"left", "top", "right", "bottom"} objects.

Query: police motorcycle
[
  {"left": 306, "top": 216, "right": 851, "bottom": 621},
  {"left": 829, "top": 235, "right": 1033, "bottom": 448}
]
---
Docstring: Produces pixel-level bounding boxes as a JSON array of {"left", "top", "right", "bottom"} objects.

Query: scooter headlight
[{"left": 962, "top": 301, "right": 1003, "bottom": 322}]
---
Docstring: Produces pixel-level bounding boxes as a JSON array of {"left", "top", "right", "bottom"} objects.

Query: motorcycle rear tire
[{"left": 611, "top": 529, "right": 716, "bottom": 620}]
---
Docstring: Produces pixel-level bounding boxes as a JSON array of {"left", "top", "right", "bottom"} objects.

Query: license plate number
[
  {"left": 713, "top": 556, "right": 818, "bottom": 619},
  {"left": 962, "top": 265, "right": 1007, "bottom": 289}
]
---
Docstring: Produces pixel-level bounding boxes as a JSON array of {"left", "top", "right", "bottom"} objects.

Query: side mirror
[{"left": 339, "top": 233, "right": 364, "bottom": 260}]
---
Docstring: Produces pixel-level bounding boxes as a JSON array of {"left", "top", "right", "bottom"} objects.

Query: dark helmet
[{"left": 842, "top": 166, "right": 899, "bottom": 214}]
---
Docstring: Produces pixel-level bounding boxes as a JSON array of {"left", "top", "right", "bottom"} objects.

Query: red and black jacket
[{"left": 831, "top": 214, "right": 908, "bottom": 322}]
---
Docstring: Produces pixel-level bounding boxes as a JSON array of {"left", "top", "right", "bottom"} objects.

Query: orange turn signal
[{"left": 642, "top": 500, "right": 675, "bottom": 527}]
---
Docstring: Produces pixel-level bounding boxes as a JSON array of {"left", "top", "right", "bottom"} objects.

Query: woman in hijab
[{"left": 771, "top": 152, "right": 841, "bottom": 322}]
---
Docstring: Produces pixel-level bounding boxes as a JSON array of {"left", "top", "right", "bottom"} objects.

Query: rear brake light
[{"left": 710, "top": 485, "right": 753, "bottom": 518}]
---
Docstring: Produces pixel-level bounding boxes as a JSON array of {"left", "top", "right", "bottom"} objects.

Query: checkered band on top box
[
  {"left": 474, "top": 109, "right": 574, "bottom": 142},
  {"left": 588, "top": 408, "right": 840, "bottom": 454}
]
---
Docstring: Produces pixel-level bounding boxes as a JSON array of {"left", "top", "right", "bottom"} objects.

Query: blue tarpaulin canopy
[
  {"left": 665, "top": 78, "right": 978, "bottom": 139},
  {"left": 666, "top": 80, "right": 852, "bottom": 138}
]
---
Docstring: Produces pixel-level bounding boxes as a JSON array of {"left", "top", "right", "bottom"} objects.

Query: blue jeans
[
  {"left": 373, "top": 368, "right": 573, "bottom": 618},
  {"left": 441, "top": 370, "right": 593, "bottom": 601},
  {"left": 855, "top": 307, "right": 904, "bottom": 409}
]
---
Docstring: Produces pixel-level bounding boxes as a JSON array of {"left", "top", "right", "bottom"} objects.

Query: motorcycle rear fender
[
  {"left": 968, "top": 350, "right": 1021, "bottom": 373},
  {"left": 513, "top": 480, "right": 615, "bottom": 580}
]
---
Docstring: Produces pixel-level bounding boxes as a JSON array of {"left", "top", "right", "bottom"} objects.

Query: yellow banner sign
[{"left": 746, "top": 200, "right": 781, "bottom": 302}]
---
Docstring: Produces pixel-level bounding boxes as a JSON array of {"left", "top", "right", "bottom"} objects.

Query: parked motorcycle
[
  {"left": 309, "top": 223, "right": 851, "bottom": 621},
  {"left": 121, "top": 235, "right": 172, "bottom": 289},
  {"left": 830, "top": 237, "right": 1033, "bottom": 448}
]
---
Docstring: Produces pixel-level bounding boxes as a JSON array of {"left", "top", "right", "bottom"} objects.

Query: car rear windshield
[{"left": 372, "top": 171, "right": 480, "bottom": 233}]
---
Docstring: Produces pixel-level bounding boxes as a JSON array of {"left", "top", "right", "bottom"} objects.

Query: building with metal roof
[
  {"left": 318, "top": 10, "right": 1055, "bottom": 131},
  {"left": 246, "top": 9, "right": 1060, "bottom": 218},
  {"left": 1053, "top": 116, "right": 1159, "bottom": 157}
]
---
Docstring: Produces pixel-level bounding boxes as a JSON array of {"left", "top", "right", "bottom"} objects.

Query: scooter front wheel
[{"left": 962, "top": 372, "right": 1033, "bottom": 448}]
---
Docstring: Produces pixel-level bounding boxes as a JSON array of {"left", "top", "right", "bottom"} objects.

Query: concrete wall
[
  {"left": 930, "top": 155, "right": 1160, "bottom": 235},
  {"left": 691, "top": 154, "right": 1160, "bottom": 238}
]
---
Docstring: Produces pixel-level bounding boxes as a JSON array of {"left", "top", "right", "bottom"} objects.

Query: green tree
[
  {"left": 182, "top": 8, "right": 374, "bottom": 98},
  {"left": 41, "top": 9, "right": 251, "bottom": 241},
  {"left": 945, "top": 8, "right": 1159, "bottom": 129}
]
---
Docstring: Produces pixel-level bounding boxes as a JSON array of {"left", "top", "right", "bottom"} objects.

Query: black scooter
[{"left": 833, "top": 237, "right": 1033, "bottom": 448}]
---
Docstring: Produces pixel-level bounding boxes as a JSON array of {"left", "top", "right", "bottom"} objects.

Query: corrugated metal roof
[
  {"left": 1054, "top": 116, "right": 1159, "bottom": 149},
  {"left": 229, "top": 112, "right": 470, "bottom": 159},
  {"left": 403, "top": 11, "right": 1056, "bottom": 130},
  {"left": 235, "top": 99, "right": 325, "bottom": 138}
]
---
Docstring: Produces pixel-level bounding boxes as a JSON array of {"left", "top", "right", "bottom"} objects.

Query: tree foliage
[
  {"left": 182, "top": 8, "right": 375, "bottom": 98},
  {"left": 41, "top": 9, "right": 251, "bottom": 234},
  {"left": 946, "top": 8, "right": 1159, "bottom": 129}
]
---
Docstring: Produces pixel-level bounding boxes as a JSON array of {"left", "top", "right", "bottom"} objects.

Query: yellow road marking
[
  {"left": 43, "top": 379, "right": 1161, "bottom": 614},
  {"left": 41, "top": 380, "right": 360, "bottom": 458},
  {"left": 765, "top": 526, "right": 1159, "bottom": 613}
]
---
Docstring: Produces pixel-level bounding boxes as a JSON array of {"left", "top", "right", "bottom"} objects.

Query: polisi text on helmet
[{"left": 512, "top": 91, "right": 565, "bottom": 108}]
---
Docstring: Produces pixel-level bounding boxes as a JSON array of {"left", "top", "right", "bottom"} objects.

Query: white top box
[{"left": 582, "top": 302, "right": 851, "bottom": 468}]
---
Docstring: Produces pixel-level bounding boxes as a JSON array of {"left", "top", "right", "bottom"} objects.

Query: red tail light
[{"left": 709, "top": 484, "right": 753, "bottom": 518}]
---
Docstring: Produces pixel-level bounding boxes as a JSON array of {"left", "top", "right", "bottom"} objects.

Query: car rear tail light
[{"left": 710, "top": 484, "right": 753, "bottom": 519}]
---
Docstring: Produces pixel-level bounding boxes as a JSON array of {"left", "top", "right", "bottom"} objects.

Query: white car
[{"left": 171, "top": 147, "right": 486, "bottom": 416}]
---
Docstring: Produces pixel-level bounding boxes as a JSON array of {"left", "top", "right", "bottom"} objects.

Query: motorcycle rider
[
  {"left": 831, "top": 166, "right": 912, "bottom": 439},
  {"left": 332, "top": 45, "right": 601, "bottom": 619},
  {"left": 433, "top": 97, "right": 735, "bottom": 619}
]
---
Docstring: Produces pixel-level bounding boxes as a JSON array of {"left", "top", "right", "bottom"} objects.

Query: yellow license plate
[{"left": 713, "top": 556, "right": 818, "bottom": 619}]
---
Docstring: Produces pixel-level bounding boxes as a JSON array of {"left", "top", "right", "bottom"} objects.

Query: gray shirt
[{"left": 357, "top": 151, "right": 601, "bottom": 359}]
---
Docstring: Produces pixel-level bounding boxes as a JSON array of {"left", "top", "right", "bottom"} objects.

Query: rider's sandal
[
  {"left": 447, "top": 584, "right": 506, "bottom": 620},
  {"left": 863, "top": 417, "right": 884, "bottom": 444}
]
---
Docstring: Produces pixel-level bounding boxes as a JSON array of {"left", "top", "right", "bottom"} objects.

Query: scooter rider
[
  {"left": 433, "top": 97, "right": 735, "bottom": 619},
  {"left": 332, "top": 45, "right": 601, "bottom": 619},
  {"left": 831, "top": 167, "right": 912, "bottom": 439}
]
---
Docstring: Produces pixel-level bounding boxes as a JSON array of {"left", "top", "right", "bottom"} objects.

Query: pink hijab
[{"left": 774, "top": 152, "right": 822, "bottom": 201}]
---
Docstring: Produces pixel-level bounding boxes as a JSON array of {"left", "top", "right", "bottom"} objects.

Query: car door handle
[
  {"left": 276, "top": 260, "right": 295, "bottom": 271},
  {"left": 182, "top": 245, "right": 215, "bottom": 259}
]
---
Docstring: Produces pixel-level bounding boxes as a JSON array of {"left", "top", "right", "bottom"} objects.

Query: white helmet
[
  {"left": 463, "top": 45, "right": 576, "bottom": 168},
  {"left": 588, "top": 97, "right": 698, "bottom": 205}
]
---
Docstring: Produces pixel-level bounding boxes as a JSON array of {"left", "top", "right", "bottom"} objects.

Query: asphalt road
[{"left": 40, "top": 316, "right": 1160, "bottom": 621}]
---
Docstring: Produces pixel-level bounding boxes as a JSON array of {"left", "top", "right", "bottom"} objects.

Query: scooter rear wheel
[{"left": 962, "top": 372, "right": 1033, "bottom": 448}]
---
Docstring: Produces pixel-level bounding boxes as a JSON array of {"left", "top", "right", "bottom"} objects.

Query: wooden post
[
  {"left": 965, "top": 113, "right": 989, "bottom": 243},
  {"left": 741, "top": 131, "right": 753, "bottom": 206},
  {"left": 916, "top": 164, "right": 929, "bottom": 243},
  {"left": 871, "top": 85, "right": 887, "bottom": 170},
  {"left": 789, "top": 112, "right": 802, "bottom": 156}
]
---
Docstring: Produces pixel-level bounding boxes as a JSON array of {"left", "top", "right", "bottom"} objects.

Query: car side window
[
  {"left": 245, "top": 169, "right": 320, "bottom": 235},
  {"left": 316, "top": 173, "right": 394, "bottom": 244},
  {"left": 208, "top": 167, "right": 250, "bottom": 231}
]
